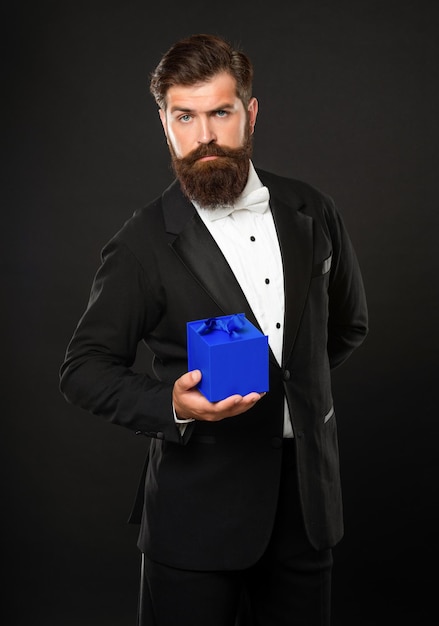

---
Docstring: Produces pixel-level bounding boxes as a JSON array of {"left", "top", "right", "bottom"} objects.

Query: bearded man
[{"left": 60, "top": 34, "right": 368, "bottom": 626}]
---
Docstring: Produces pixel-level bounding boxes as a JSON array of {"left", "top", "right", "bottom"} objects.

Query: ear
[{"left": 248, "top": 97, "right": 258, "bottom": 134}]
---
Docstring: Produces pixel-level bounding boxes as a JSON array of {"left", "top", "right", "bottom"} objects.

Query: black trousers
[{"left": 137, "top": 440, "right": 333, "bottom": 626}]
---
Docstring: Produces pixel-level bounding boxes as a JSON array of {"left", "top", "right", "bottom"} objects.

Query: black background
[{"left": 5, "top": 1, "right": 438, "bottom": 624}]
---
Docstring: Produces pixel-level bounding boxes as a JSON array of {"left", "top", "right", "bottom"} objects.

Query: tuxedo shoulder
[
  {"left": 94, "top": 197, "right": 168, "bottom": 269},
  {"left": 256, "top": 168, "right": 336, "bottom": 211},
  {"left": 111, "top": 195, "right": 164, "bottom": 239}
]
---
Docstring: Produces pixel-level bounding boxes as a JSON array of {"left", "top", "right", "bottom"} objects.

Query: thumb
[{"left": 177, "top": 369, "right": 202, "bottom": 391}]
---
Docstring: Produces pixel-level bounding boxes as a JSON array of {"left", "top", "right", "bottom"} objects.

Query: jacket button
[
  {"left": 283, "top": 369, "right": 291, "bottom": 381},
  {"left": 271, "top": 437, "right": 283, "bottom": 449}
]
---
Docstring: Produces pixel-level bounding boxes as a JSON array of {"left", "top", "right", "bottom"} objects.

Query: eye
[
  {"left": 179, "top": 114, "right": 192, "bottom": 123},
  {"left": 215, "top": 109, "right": 228, "bottom": 118}
]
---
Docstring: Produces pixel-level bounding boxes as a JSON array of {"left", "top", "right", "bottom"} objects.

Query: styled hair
[{"left": 149, "top": 34, "right": 253, "bottom": 110}]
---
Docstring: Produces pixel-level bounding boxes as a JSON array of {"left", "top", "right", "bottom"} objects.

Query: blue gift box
[{"left": 187, "top": 313, "right": 269, "bottom": 402}]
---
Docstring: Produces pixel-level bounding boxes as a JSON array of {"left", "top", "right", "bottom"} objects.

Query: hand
[{"left": 173, "top": 370, "right": 265, "bottom": 422}]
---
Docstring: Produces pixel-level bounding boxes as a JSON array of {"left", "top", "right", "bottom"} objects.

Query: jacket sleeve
[
  {"left": 59, "top": 238, "right": 192, "bottom": 444},
  {"left": 326, "top": 198, "right": 369, "bottom": 369}
]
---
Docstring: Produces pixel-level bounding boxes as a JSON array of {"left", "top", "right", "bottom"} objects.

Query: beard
[{"left": 169, "top": 128, "right": 253, "bottom": 208}]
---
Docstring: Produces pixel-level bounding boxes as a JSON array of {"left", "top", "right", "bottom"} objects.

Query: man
[{"left": 60, "top": 33, "right": 368, "bottom": 626}]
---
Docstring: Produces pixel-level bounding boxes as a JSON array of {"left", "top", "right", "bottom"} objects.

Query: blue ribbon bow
[{"left": 197, "top": 314, "right": 245, "bottom": 338}]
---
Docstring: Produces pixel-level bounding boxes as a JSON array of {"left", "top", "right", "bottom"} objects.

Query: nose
[{"left": 197, "top": 117, "right": 217, "bottom": 144}]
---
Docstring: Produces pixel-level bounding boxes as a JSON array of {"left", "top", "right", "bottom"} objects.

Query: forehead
[{"left": 165, "top": 72, "right": 242, "bottom": 112}]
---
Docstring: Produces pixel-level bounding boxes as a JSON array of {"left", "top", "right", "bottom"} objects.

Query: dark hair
[{"left": 150, "top": 34, "right": 253, "bottom": 110}]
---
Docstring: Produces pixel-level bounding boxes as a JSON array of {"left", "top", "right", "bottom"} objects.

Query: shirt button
[
  {"left": 250, "top": 235, "right": 256, "bottom": 242},
  {"left": 265, "top": 278, "right": 270, "bottom": 284},
  {"left": 276, "top": 322, "right": 281, "bottom": 329},
  {"left": 283, "top": 369, "right": 291, "bottom": 381}
]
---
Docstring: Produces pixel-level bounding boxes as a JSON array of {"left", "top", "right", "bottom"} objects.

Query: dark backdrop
[{"left": 4, "top": 1, "right": 438, "bottom": 624}]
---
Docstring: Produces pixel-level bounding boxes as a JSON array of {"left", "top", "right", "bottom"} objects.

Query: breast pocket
[
  {"left": 323, "top": 405, "right": 335, "bottom": 424},
  {"left": 312, "top": 253, "right": 332, "bottom": 278}
]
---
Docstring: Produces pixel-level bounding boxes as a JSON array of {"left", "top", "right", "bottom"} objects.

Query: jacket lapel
[
  {"left": 163, "top": 180, "right": 260, "bottom": 329},
  {"left": 269, "top": 195, "right": 313, "bottom": 365}
]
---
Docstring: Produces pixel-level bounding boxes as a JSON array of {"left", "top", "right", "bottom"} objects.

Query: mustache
[{"left": 178, "top": 143, "right": 245, "bottom": 167}]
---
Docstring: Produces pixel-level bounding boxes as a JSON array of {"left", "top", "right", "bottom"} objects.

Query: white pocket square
[{"left": 324, "top": 406, "right": 335, "bottom": 423}]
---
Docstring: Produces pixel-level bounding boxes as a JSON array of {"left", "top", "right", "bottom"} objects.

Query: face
[{"left": 159, "top": 72, "right": 258, "bottom": 207}]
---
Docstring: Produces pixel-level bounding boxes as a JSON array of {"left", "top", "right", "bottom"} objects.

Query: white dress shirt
[{"left": 192, "top": 162, "right": 293, "bottom": 438}]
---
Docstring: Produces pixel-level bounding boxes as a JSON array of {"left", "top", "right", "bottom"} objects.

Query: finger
[
  {"left": 242, "top": 391, "right": 266, "bottom": 402},
  {"left": 175, "top": 369, "right": 202, "bottom": 392},
  {"left": 214, "top": 391, "right": 263, "bottom": 413}
]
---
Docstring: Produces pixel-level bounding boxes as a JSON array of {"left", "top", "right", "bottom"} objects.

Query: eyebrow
[{"left": 169, "top": 102, "right": 236, "bottom": 114}]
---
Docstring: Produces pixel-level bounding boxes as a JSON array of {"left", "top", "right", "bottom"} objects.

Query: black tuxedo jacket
[{"left": 60, "top": 168, "right": 368, "bottom": 571}]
